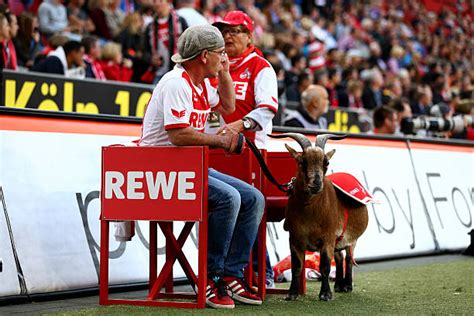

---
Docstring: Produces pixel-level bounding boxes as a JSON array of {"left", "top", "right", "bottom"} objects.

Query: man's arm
[
  {"left": 216, "top": 54, "right": 235, "bottom": 115},
  {"left": 167, "top": 127, "right": 240, "bottom": 153}
]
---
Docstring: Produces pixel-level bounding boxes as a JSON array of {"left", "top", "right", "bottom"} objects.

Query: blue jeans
[{"left": 207, "top": 168, "right": 265, "bottom": 279}]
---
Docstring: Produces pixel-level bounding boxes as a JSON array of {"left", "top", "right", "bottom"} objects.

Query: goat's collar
[{"left": 286, "top": 177, "right": 296, "bottom": 194}]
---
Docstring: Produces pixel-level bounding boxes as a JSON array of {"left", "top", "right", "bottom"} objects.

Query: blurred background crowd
[{"left": 0, "top": 0, "right": 473, "bottom": 138}]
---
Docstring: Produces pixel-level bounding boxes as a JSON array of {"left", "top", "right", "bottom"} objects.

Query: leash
[{"left": 244, "top": 136, "right": 294, "bottom": 193}]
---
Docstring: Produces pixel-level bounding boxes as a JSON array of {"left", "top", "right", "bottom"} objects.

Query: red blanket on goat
[{"left": 327, "top": 172, "right": 376, "bottom": 205}]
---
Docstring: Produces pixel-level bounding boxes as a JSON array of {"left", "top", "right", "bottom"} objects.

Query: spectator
[
  {"left": 31, "top": 40, "right": 85, "bottom": 77},
  {"left": 13, "top": 12, "right": 42, "bottom": 68},
  {"left": 37, "top": 0, "right": 70, "bottom": 37},
  {"left": 388, "top": 97, "right": 412, "bottom": 135},
  {"left": 367, "top": 41, "right": 387, "bottom": 71},
  {"left": 284, "top": 53, "right": 307, "bottom": 88},
  {"left": 81, "top": 35, "right": 105, "bottom": 80},
  {"left": 88, "top": 0, "right": 113, "bottom": 40},
  {"left": 326, "top": 67, "right": 342, "bottom": 107},
  {"left": 104, "top": 0, "right": 125, "bottom": 38},
  {"left": 100, "top": 41, "right": 133, "bottom": 82},
  {"left": 429, "top": 72, "right": 448, "bottom": 105},
  {"left": 139, "top": 3, "right": 155, "bottom": 29},
  {"left": 286, "top": 70, "right": 312, "bottom": 104},
  {"left": 338, "top": 79, "right": 364, "bottom": 109},
  {"left": 284, "top": 84, "right": 329, "bottom": 130},
  {"left": 284, "top": 53, "right": 306, "bottom": 89},
  {"left": 176, "top": 0, "right": 208, "bottom": 27},
  {"left": 459, "top": 75, "right": 473, "bottom": 100},
  {"left": 115, "top": 12, "right": 148, "bottom": 83},
  {"left": 314, "top": 68, "right": 328, "bottom": 87},
  {"left": 387, "top": 45, "right": 404, "bottom": 75},
  {"left": 67, "top": 0, "right": 95, "bottom": 35},
  {"left": 307, "top": 39, "right": 325, "bottom": 73},
  {"left": 362, "top": 69, "right": 384, "bottom": 110},
  {"left": 35, "top": 33, "right": 69, "bottom": 63},
  {"left": 382, "top": 77, "right": 403, "bottom": 105},
  {"left": 143, "top": 0, "right": 188, "bottom": 83},
  {"left": 411, "top": 84, "right": 433, "bottom": 116},
  {"left": 0, "top": 12, "right": 8, "bottom": 69},
  {"left": 372, "top": 106, "right": 398, "bottom": 134},
  {"left": 1, "top": 9, "right": 18, "bottom": 70}
]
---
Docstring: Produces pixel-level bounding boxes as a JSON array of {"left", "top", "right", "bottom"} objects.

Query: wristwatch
[{"left": 242, "top": 117, "right": 253, "bottom": 130}]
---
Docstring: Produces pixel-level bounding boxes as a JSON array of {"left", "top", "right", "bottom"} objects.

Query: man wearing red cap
[
  {"left": 214, "top": 10, "right": 278, "bottom": 149},
  {"left": 213, "top": 9, "right": 278, "bottom": 303}
]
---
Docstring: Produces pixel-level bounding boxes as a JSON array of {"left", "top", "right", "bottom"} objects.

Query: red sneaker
[
  {"left": 223, "top": 276, "right": 263, "bottom": 305},
  {"left": 206, "top": 277, "right": 235, "bottom": 309}
]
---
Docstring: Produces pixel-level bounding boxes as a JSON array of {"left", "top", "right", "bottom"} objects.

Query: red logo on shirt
[
  {"left": 240, "top": 68, "right": 251, "bottom": 79},
  {"left": 171, "top": 109, "right": 186, "bottom": 118}
]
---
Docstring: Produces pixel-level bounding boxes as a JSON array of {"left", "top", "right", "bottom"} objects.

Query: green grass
[{"left": 49, "top": 259, "right": 474, "bottom": 315}]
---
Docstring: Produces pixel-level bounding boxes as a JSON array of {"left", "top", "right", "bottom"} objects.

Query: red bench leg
[
  {"left": 99, "top": 220, "right": 110, "bottom": 305},
  {"left": 149, "top": 221, "right": 157, "bottom": 291},
  {"left": 257, "top": 212, "right": 267, "bottom": 299}
]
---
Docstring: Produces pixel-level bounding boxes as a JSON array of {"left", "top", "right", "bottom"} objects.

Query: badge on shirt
[
  {"left": 240, "top": 68, "right": 251, "bottom": 79},
  {"left": 207, "top": 111, "right": 221, "bottom": 128}
]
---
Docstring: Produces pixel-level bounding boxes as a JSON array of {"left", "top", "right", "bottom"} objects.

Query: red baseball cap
[{"left": 213, "top": 10, "right": 254, "bottom": 34}]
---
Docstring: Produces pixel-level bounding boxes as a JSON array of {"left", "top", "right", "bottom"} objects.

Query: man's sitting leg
[
  {"left": 206, "top": 169, "right": 243, "bottom": 309},
  {"left": 209, "top": 169, "right": 265, "bottom": 305}
]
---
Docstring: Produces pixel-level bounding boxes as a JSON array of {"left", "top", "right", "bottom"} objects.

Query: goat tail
[{"left": 349, "top": 245, "right": 359, "bottom": 267}]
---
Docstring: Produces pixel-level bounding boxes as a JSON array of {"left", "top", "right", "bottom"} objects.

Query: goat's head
[{"left": 269, "top": 133, "right": 346, "bottom": 195}]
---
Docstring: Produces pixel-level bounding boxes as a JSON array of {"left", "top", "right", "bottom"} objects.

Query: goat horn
[
  {"left": 315, "top": 134, "right": 347, "bottom": 150},
  {"left": 268, "top": 133, "right": 312, "bottom": 151}
]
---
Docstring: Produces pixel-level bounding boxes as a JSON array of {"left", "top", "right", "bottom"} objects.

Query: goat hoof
[
  {"left": 285, "top": 293, "right": 298, "bottom": 301},
  {"left": 343, "top": 285, "right": 353, "bottom": 293},
  {"left": 319, "top": 292, "right": 333, "bottom": 301},
  {"left": 334, "top": 285, "right": 343, "bottom": 292}
]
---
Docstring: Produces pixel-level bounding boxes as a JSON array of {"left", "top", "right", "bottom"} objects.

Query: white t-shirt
[{"left": 139, "top": 65, "right": 220, "bottom": 146}]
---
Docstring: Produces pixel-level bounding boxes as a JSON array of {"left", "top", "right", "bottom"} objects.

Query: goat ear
[
  {"left": 285, "top": 144, "right": 300, "bottom": 159},
  {"left": 326, "top": 149, "right": 336, "bottom": 160}
]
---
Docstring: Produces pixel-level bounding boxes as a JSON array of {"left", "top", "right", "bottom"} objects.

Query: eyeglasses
[
  {"left": 208, "top": 50, "right": 227, "bottom": 58},
  {"left": 221, "top": 28, "right": 246, "bottom": 37}
]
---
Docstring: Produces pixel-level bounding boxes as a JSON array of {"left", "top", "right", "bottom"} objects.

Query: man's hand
[
  {"left": 221, "top": 132, "right": 245, "bottom": 154},
  {"left": 219, "top": 52, "right": 230, "bottom": 74},
  {"left": 215, "top": 52, "right": 235, "bottom": 115},
  {"left": 217, "top": 120, "right": 244, "bottom": 135},
  {"left": 167, "top": 126, "right": 243, "bottom": 154}
]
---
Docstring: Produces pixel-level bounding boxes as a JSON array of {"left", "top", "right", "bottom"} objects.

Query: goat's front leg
[
  {"left": 319, "top": 248, "right": 333, "bottom": 301},
  {"left": 286, "top": 237, "right": 304, "bottom": 301},
  {"left": 334, "top": 250, "right": 345, "bottom": 292}
]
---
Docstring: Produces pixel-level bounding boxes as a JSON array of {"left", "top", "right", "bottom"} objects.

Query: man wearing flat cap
[{"left": 139, "top": 24, "right": 264, "bottom": 309}]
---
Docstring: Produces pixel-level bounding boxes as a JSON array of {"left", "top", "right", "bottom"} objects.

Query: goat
[{"left": 270, "top": 133, "right": 369, "bottom": 301}]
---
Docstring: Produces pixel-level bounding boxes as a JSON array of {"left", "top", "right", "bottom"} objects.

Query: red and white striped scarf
[
  {"left": 150, "top": 10, "right": 180, "bottom": 56},
  {"left": 83, "top": 54, "right": 106, "bottom": 80}
]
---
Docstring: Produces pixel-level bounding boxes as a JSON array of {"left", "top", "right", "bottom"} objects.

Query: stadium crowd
[{"left": 0, "top": 0, "right": 472, "bottom": 138}]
